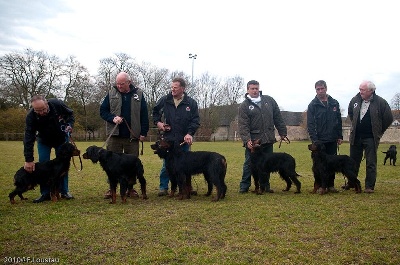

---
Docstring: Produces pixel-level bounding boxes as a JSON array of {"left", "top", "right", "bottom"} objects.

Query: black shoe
[
  {"left": 61, "top": 193, "right": 74, "bottom": 200},
  {"left": 239, "top": 189, "right": 248, "bottom": 193},
  {"left": 33, "top": 194, "right": 51, "bottom": 203}
]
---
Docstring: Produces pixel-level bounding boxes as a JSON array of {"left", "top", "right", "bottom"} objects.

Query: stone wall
[{"left": 343, "top": 126, "right": 400, "bottom": 143}]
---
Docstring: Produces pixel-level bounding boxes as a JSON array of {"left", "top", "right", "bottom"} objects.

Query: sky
[{"left": 0, "top": 0, "right": 399, "bottom": 114}]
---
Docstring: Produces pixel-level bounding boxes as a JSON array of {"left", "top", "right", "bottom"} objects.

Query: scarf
[{"left": 247, "top": 94, "right": 261, "bottom": 104}]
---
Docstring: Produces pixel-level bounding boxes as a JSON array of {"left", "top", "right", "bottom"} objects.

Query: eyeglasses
[
  {"left": 117, "top": 81, "right": 129, "bottom": 86},
  {"left": 33, "top": 107, "right": 48, "bottom": 114}
]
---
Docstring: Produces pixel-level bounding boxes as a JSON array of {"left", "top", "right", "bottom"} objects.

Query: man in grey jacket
[
  {"left": 238, "top": 80, "right": 287, "bottom": 193},
  {"left": 348, "top": 80, "right": 393, "bottom": 193}
]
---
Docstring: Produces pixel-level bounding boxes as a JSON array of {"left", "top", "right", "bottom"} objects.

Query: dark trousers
[
  {"left": 323, "top": 141, "right": 338, "bottom": 187},
  {"left": 350, "top": 137, "right": 377, "bottom": 189},
  {"left": 107, "top": 136, "right": 139, "bottom": 188}
]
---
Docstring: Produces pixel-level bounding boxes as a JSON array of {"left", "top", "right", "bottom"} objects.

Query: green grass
[{"left": 0, "top": 141, "right": 399, "bottom": 264}]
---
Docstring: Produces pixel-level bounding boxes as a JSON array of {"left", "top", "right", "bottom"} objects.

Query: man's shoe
[
  {"left": 126, "top": 189, "right": 139, "bottom": 198},
  {"left": 61, "top": 193, "right": 74, "bottom": 199},
  {"left": 158, "top": 190, "right": 168, "bottom": 196},
  {"left": 239, "top": 189, "right": 248, "bottom": 193},
  {"left": 266, "top": 189, "right": 274, "bottom": 193},
  {"left": 364, "top": 188, "right": 374, "bottom": 193},
  {"left": 328, "top": 187, "right": 339, "bottom": 193},
  {"left": 104, "top": 189, "right": 112, "bottom": 199},
  {"left": 33, "top": 194, "right": 51, "bottom": 203}
]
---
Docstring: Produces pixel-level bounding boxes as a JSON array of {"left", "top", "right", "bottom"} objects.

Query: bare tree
[
  {"left": 136, "top": 62, "right": 170, "bottom": 108},
  {"left": 391, "top": 93, "right": 400, "bottom": 110},
  {"left": 96, "top": 53, "right": 137, "bottom": 97},
  {"left": 223, "top": 75, "right": 245, "bottom": 105},
  {"left": 0, "top": 48, "right": 63, "bottom": 109}
]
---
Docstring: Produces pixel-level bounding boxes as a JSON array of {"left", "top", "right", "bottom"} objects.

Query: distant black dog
[
  {"left": 249, "top": 139, "right": 301, "bottom": 194},
  {"left": 382, "top": 145, "right": 397, "bottom": 166},
  {"left": 151, "top": 139, "right": 227, "bottom": 201},
  {"left": 308, "top": 143, "right": 361, "bottom": 194},
  {"left": 82, "top": 146, "right": 148, "bottom": 204},
  {"left": 9, "top": 142, "right": 80, "bottom": 204}
]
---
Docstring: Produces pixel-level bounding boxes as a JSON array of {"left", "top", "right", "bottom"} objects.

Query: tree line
[{"left": 0, "top": 49, "right": 245, "bottom": 139}]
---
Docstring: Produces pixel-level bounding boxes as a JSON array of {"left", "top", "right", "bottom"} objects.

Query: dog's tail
[{"left": 382, "top": 151, "right": 388, "bottom": 154}]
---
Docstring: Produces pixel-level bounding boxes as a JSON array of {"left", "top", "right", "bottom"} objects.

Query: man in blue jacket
[{"left": 152, "top": 77, "right": 200, "bottom": 196}]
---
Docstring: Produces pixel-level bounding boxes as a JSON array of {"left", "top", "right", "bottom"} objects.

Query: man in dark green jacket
[
  {"left": 238, "top": 80, "right": 287, "bottom": 193},
  {"left": 348, "top": 80, "right": 393, "bottom": 193}
]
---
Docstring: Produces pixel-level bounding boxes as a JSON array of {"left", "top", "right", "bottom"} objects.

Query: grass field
[{"left": 0, "top": 140, "right": 399, "bottom": 265}]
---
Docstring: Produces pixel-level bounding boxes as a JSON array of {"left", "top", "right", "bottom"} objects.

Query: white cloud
[{"left": 0, "top": 0, "right": 399, "bottom": 113}]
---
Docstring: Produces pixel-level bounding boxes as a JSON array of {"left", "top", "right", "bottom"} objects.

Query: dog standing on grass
[
  {"left": 151, "top": 139, "right": 227, "bottom": 201},
  {"left": 308, "top": 142, "right": 362, "bottom": 194},
  {"left": 249, "top": 139, "right": 301, "bottom": 194},
  {"left": 9, "top": 142, "right": 80, "bottom": 204},
  {"left": 82, "top": 146, "right": 148, "bottom": 204},
  {"left": 382, "top": 145, "right": 397, "bottom": 166}
]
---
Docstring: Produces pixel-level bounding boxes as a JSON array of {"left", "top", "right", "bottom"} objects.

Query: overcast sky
[{"left": 0, "top": 0, "right": 398, "bottom": 113}]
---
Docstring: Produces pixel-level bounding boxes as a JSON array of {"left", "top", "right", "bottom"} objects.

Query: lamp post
[{"left": 188, "top": 53, "right": 197, "bottom": 85}]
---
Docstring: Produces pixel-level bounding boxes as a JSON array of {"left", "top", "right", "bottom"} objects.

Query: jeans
[
  {"left": 159, "top": 143, "right": 190, "bottom": 191},
  {"left": 239, "top": 143, "right": 273, "bottom": 191},
  {"left": 350, "top": 137, "right": 377, "bottom": 189},
  {"left": 37, "top": 139, "right": 69, "bottom": 195}
]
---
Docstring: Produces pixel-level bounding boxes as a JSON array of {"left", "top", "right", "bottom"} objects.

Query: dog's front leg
[
  {"left": 109, "top": 182, "right": 118, "bottom": 204},
  {"left": 136, "top": 174, "right": 148, "bottom": 200},
  {"left": 250, "top": 167, "right": 260, "bottom": 194},
  {"left": 176, "top": 174, "right": 186, "bottom": 200},
  {"left": 120, "top": 181, "right": 128, "bottom": 204},
  {"left": 185, "top": 175, "right": 192, "bottom": 199},
  {"left": 50, "top": 182, "right": 58, "bottom": 202}
]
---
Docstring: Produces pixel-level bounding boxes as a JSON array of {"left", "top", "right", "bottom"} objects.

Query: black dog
[
  {"left": 9, "top": 142, "right": 80, "bottom": 204},
  {"left": 308, "top": 143, "right": 362, "bottom": 194},
  {"left": 383, "top": 145, "right": 397, "bottom": 166},
  {"left": 249, "top": 139, "right": 301, "bottom": 194},
  {"left": 151, "top": 139, "right": 227, "bottom": 201},
  {"left": 82, "top": 146, "right": 148, "bottom": 204}
]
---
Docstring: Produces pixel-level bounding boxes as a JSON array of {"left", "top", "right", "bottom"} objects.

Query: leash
[
  {"left": 123, "top": 118, "right": 144, "bottom": 155},
  {"left": 278, "top": 136, "right": 290, "bottom": 148},
  {"left": 101, "top": 123, "right": 119, "bottom": 149},
  {"left": 62, "top": 126, "right": 83, "bottom": 172}
]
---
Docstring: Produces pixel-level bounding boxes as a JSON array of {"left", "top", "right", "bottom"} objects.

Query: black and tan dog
[
  {"left": 249, "top": 139, "right": 301, "bottom": 194},
  {"left": 383, "top": 145, "right": 397, "bottom": 166},
  {"left": 82, "top": 146, "right": 148, "bottom": 204},
  {"left": 151, "top": 139, "right": 227, "bottom": 201},
  {"left": 9, "top": 142, "right": 80, "bottom": 204},
  {"left": 308, "top": 142, "right": 362, "bottom": 194}
]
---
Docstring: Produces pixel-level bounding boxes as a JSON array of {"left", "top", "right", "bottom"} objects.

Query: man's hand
[
  {"left": 24, "top": 162, "right": 35, "bottom": 173},
  {"left": 157, "top": 122, "right": 171, "bottom": 131},
  {"left": 184, "top": 134, "right": 193, "bottom": 145},
  {"left": 113, "top": 116, "right": 123, "bottom": 124}
]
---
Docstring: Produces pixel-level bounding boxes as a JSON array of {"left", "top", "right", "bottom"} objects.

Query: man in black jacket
[
  {"left": 307, "top": 80, "right": 343, "bottom": 193},
  {"left": 152, "top": 77, "right": 200, "bottom": 196},
  {"left": 24, "top": 95, "right": 75, "bottom": 203}
]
